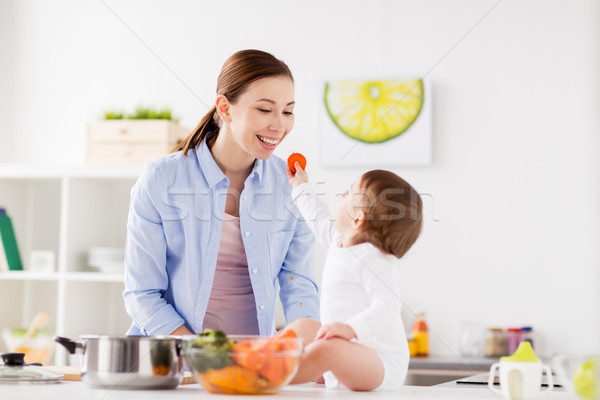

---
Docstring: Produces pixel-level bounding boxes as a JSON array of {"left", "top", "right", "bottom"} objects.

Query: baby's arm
[
  {"left": 288, "top": 164, "right": 337, "bottom": 248},
  {"left": 287, "top": 161, "right": 308, "bottom": 189},
  {"left": 315, "top": 321, "right": 356, "bottom": 341}
]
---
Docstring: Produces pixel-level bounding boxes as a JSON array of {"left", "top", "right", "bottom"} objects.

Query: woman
[{"left": 123, "top": 50, "right": 320, "bottom": 337}]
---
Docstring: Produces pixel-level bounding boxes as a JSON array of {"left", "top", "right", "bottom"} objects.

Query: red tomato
[{"left": 287, "top": 153, "right": 307, "bottom": 174}]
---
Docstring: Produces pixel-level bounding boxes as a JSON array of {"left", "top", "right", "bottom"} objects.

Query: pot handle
[{"left": 54, "top": 336, "right": 82, "bottom": 354}]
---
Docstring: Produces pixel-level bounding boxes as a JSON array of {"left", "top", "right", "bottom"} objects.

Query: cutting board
[{"left": 44, "top": 366, "right": 196, "bottom": 385}]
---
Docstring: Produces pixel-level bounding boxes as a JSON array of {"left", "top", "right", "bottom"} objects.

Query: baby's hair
[{"left": 353, "top": 170, "right": 423, "bottom": 258}]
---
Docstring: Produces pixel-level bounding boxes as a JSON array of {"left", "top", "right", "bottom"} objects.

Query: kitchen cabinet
[{"left": 0, "top": 165, "right": 142, "bottom": 364}]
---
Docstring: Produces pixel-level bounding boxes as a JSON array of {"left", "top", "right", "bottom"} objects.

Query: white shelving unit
[{"left": 0, "top": 165, "right": 143, "bottom": 364}]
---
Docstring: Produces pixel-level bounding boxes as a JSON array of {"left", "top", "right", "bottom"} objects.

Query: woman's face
[{"left": 224, "top": 76, "right": 295, "bottom": 160}]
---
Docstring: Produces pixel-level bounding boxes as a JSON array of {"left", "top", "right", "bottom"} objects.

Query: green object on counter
[
  {"left": 10, "top": 328, "right": 52, "bottom": 338},
  {"left": 150, "top": 340, "right": 174, "bottom": 369},
  {"left": 501, "top": 341, "right": 540, "bottom": 362},
  {"left": 573, "top": 359, "right": 599, "bottom": 400},
  {"left": 187, "top": 329, "right": 235, "bottom": 373}
]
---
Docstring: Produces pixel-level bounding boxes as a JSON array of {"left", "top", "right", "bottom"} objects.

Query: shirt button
[
  {"left": 260, "top": 305, "right": 265, "bottom": 310},
  {"left": 244, "top": 231, "right": 250, "bottom": 237},
  {"left": 252, "top": 268, "right": 258, "bottom": 274},
  {"left": 242, "top": 195, "right": 247, "bottom": 200}
]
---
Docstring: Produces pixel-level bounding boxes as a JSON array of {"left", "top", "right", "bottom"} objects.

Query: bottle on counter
[
  {"left": 506, "top": 327, "right": 522, "bottom": 354},
  {"left": 484, "top": 327, "right": 507, "bottom": 357},
  {"left": 406, "top": 334, "right": 418, "bottom": 357},
  {"left": 520, "top": 326, "right": 534, "bottom": 349},
  {"left": 412, "top": 313, "right": 429, "bottom": 356}
]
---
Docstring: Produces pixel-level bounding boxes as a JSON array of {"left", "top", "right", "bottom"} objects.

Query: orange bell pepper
[
  {"left": 199, "top": 365, "right": 261, "bottom": 394},
  {"left": 232, "top": 340, "right": 265, "bottom": 371}
]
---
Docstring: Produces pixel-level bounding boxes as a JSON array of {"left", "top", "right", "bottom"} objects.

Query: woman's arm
[
  {"left": 123, "top": 165, "right": 187, "bottom": 335},
  {"left": 277, "top": 216, "right": 320, "bottom": 324},
  {"left": 171, "top": 325, "right": 193, "bottom": 336}
]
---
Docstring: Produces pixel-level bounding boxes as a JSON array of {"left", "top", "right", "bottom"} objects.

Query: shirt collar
[
  {"left": 196, "top": 136, "right": 264, "bottom": 187},
  {"left": 196, "top": 137, "right": 227, "bottom": 188},
  {"left": 250, "top": 157, "right": 264, "bottom": 185}
]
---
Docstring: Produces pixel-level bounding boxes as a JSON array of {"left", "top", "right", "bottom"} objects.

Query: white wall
[{"left": 1, "top": 0, "right": 598, "bottom": 357}]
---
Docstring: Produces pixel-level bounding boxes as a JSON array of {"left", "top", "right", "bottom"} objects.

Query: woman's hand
[
  {"left": 287, "top": 162, "right": 309, "bottom": 189},
  {"left": 315, "top": 322, "right": 357, "bottom": 341},
  {"left": 170, "top": 325, "right": 193, "bottom": 336}
]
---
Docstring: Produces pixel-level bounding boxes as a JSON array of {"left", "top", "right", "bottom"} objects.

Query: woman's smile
[
  {"left": 222, "top": 75, "right": 295, "bottom": 160},
  {"left": 257, "top": 134, "right": 281, "bottom": 147}
]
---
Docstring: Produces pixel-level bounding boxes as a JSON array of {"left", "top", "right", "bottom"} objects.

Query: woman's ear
[
  {"left": 352, "top": 211, "right": 366, "bottom": 229},
  {"left": 215, "top": 95, "right": 231, "bottom": 124}
]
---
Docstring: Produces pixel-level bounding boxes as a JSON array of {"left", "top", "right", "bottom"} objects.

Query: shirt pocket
[{"left": 267, "top": 230, "right": 295, "bottom": 278}]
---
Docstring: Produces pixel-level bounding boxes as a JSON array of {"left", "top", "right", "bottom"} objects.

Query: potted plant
[{"left": 87, "top": 106, "right": 188, "bottom": 165}]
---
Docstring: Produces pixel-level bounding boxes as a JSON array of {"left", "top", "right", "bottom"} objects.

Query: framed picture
[{"left": 320, "top": 78, "right": 432, "bottom": 167}]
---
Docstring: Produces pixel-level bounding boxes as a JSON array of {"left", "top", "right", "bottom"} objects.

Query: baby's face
[{"left": 334, "top": 177, "right": 368, "bottom": 236}]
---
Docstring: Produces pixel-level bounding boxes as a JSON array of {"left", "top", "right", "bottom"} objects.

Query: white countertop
[{"left": 0, "top": 381, "right": 573, "bottom": 400}]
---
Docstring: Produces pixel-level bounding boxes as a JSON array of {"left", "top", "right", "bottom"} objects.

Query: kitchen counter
[
  {"left": 405, "top": 356, "right": 497, "bottom": 386},
  {"left": 409, "top": 355, "right": 497, "bottom": 371},
  {"left": 0, "top": 381, "right": 571, "bottom": 400}
]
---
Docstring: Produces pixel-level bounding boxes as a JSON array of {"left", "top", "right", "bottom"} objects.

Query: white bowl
[{"left": 88, "top": 247, "right": 125, "bottom": 273}]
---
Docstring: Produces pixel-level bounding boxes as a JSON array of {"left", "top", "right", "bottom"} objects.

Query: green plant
[
  {"left": 103, "top": 110, "right": 125, "bottom": 120},
  {"left": 102, "top": 107, "right": 176, "bottom": 121},
  {"left": 126, "top": 107, "right": 173, "bottom": 120}
]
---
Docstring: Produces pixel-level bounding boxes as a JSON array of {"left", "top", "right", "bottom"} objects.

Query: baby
[{"left": 285, "top": 163, "right": 423, "bottom": 391}]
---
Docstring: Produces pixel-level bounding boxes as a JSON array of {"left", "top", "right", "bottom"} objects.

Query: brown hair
[
  {"left": 173, "top": 49, "right": 294, "bottom": 155},
  {"left": 353, "top": 170, "right": 423, "bottom": 258}
]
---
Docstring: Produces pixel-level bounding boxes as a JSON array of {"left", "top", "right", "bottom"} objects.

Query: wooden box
[{"left": 87, "top": 120, "right": 189, "bottom": 165}]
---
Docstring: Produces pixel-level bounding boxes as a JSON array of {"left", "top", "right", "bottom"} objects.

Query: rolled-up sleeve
[
  {"left": 277, "top": 213, "right": 320, "bottom": 324},
  {"left": 123, "top": 165, "right": 185, "bottom": 335}
]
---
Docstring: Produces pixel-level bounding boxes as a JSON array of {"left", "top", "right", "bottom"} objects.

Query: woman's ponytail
[{"left": 171, "top": 106, "right": 220, "bottom": 155}]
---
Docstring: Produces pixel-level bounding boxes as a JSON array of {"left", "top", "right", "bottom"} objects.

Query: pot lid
[{"left": 0, "top": 353, "right": 63, "bottom": 384}]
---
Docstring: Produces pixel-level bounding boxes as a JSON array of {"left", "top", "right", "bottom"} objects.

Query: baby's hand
[
  {"left": 315, "top": 322, "right": 356, "bottom": 341},
  {"left": 287, "top": 162, "right": 309, "bottom": 189}
]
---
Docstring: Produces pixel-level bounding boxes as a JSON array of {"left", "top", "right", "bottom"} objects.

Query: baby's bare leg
[{"left": 291, "top": 338, "right": 384, "bottom": 391}]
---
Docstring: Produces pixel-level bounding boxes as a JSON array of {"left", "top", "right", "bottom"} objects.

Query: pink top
[{"left": 202, "top": 213, "right": 259, "bottom": 335}]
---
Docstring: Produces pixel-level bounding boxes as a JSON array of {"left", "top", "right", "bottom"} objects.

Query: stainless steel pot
[{"left": 55, "top": 335, "right": 183, "bottom": 389}]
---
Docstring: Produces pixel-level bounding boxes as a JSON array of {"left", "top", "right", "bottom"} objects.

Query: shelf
[
  {"left": 0, "top": 271, "right": 124, "bottom": 283},
  {"left": 0, "top": 164, "right": 143, "bottom": 179},
  {"left": 65, "top": 180, "right": 133, "bottom": 271},
  {"left": 0, "top": 165, "right": 136, "bottom": 363},
  {"left": 63, "top": 272, "right": 124, "bottom": 283},
  {"left": 0, "top": 271, "right": 59, "bottom": 281}
]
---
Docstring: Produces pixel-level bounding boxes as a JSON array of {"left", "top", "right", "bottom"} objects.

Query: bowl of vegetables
[{"left": 182, "top": 329, "right": 303, "bottom": 394}]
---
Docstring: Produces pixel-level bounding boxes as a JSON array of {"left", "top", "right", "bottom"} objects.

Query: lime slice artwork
[{"left": 324, "top": 79, "right": 424, "bottom": 144}]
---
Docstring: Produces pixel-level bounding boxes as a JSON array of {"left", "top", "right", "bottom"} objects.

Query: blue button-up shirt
[{"left": 123, "top": 139, "right": 319, "bottom": 335}]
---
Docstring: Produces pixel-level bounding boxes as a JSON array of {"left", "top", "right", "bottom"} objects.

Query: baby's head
[{"left": 339, "top": 170, "right": 423, "bottom": 258}]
